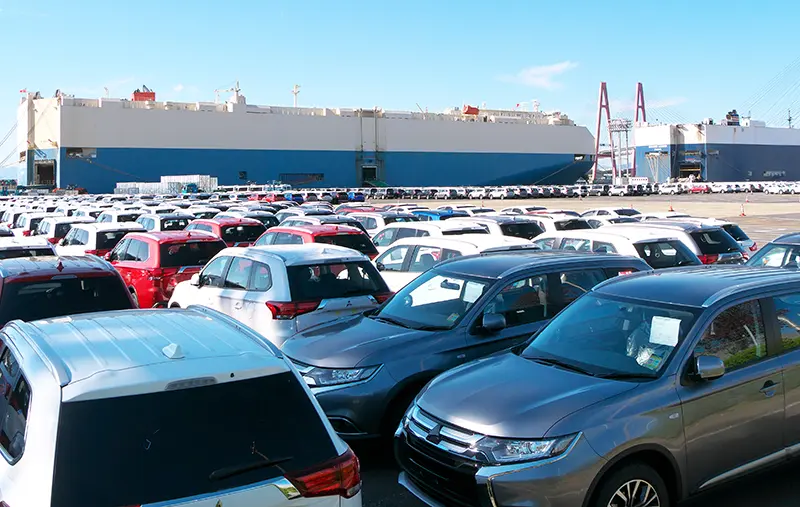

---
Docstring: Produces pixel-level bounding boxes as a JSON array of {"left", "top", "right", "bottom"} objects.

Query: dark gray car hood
[
  {"left": 417, "top": 353, "right": 639, "bottom": 439},
  {"left": 281, "top": 314, "right": 431, "bottom": 368}
]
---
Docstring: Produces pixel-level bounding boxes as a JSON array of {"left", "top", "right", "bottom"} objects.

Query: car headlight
[
  {"left": 300, "top": 365, "right": 381, "bottom": 387},
  {"left": 474, "top": 433, "right": 579, "bottom": 464}
]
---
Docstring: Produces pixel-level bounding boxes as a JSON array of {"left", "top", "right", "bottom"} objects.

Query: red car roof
[
  {"left": 191, "top": 217, "right": 264, "bottom": 227},
  {"left": 128, "top": 231, "right": 221, "bottom": 244},
  {"left": 268, "top": 224, "right": 364, "bottom": 236},
  {"left": 0, "top": 255, "right": 116, "bottom": 282}
]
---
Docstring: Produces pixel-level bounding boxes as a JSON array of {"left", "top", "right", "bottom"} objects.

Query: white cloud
[
  {"left": 498, "top": 61, "right": 579, "bottom": 89},
  {"left": 173, "top": 84, "right": 185, "bottom": 92}
]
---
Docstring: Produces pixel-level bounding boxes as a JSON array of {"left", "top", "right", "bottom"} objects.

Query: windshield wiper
[
  {"left": 209, "top": 456, "right": 293, "bottom": 481},
  {"left": 414, "top": 324, "right": 451, "bottom": 331},
  {"left": 370, "top": 315, "right": 411, "bottom": 329},
  {"left": 596, "top": 372, "right": 656, "bottom": 380},
  {"left": 530, "top": 357, "right": 596, "bottom": 376}
]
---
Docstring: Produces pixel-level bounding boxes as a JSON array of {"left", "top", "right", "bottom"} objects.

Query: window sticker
[
  {"left": 463, "top": 281, "right": 485, "bottom": 304},
  {"left": 650, "top": 316, "right": 681, "bottom": 347}
]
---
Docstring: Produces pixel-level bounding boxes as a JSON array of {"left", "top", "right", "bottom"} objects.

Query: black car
[{"left": 281, "top": 250, "right": 652, "bottom": 440}]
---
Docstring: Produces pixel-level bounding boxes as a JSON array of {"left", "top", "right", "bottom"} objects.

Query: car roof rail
[{"left": 480, "top": 244, "right": 542, "bottom": 255}]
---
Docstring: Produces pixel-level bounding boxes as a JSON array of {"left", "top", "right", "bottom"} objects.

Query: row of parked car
[{"left": 0, "top": 194, "right": 795, "bottom": 507}]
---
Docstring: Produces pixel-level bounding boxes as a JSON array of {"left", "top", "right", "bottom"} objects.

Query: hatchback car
[
  {"left": 34, "top": 216, "right": 97, "bottom": 244},
  {"left": 185, "top": 217, "right": 267, "bottom": 247},
  {"left": 254, "top": 225, "right": 379, "bottom": 260},
  {"left": 0, "top": 236, "right": 56, "bottom": 259},
  {"left": 609, "top": 221, "right": 745, "bottom": 264},
  {"left": 348, "top": 212, "right": 420, "bottom": 235},
  {"left": 135, "top": 212, "right": 194, "bottom": 232},
  {"left": 169, "top": 244, "right": 392, "bottom": 347},
  {"left": 12, "top": 212, "right": 60, "bottom": 237},
  {"left": 396, "top": 266, "right": 800, "bottom": 507},
  {"left": 56, "top": 222, "right": 146, "bottom": 257},
  {"left": 281, "top": 251, "right": 651, "bottom": 440},
  {"left": 0, "top": 306, "right": 361, "bottom": 507},
  {"left": 281, "top": 214, "right": 370, "bottom": 234},
  {"left": 107, "top": 230, "right": 228, "bottom": 308},
  {"left": 96, "top": 209, "right": 144, "bottom": 223}
]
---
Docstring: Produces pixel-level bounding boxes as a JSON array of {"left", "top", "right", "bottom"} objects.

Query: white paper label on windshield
[
  {"left": 463, "top": 281, "right": 485, "bottom": 304},
  {"left": 650, "top": 316, "right": 681, "bottom": 347}
]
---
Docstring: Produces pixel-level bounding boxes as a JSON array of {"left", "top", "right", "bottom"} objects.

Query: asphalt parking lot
[{"left": 358, "top": 192, "right": 800, "bottom": 507}]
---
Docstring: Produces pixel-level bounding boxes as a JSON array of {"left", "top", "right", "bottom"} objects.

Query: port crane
[{"left": 214, "top": 81, "right": 241, "bottom": 104}]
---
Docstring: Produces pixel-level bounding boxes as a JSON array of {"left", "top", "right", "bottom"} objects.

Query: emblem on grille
[{"left": 426, "top": 423, "right": 443, "bottom": 445}]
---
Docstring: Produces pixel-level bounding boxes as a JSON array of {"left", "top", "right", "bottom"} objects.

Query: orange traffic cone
[
  {"left": 668, "top": 202, "right": 674, "bottom": 212},
  {"left": 740, "top": 203, "right": 746, "bottom": 217}
]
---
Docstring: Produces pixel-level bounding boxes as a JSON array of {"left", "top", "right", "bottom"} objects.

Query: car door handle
[
  {"left": 760, "top": 381, "right": 781, "bottom": 395},
  {"left": 233, "top": 302, "right": 243, "bottom": 310}
]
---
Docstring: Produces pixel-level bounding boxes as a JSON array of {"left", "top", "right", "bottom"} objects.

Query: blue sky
[{"left": 1, "top": 0, "right": 799, "bottom": 156}]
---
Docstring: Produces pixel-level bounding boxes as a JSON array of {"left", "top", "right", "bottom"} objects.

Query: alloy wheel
[{"left": 607, "top": 479, "right": 660, "bottom": 507}]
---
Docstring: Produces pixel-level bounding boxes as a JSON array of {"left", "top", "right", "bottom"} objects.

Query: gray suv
[
  {"left": 396, "top": 265, "right": 800, "bottom": 506},
  {"left": 281, "top": 250, "right": 651, "bottom": 440}
]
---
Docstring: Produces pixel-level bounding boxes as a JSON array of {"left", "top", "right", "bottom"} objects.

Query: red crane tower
[
  {"left": 592, "top": 82, "right": 616, "bottom": 181},
  {"left": 632, "top": 82, "right": 647, "bottom": 177}
]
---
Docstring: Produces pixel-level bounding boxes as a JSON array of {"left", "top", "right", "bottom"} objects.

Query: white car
[
  {"left": 371, "top": 222, "right": 490, "bottom": 253},
  {"left": 136, "top": 213, "right": 194, "bottom": 231},
  {"left": 521, "top": 214, "right": 593, "bottom": 233},
  {"left": 531, "top": 229, "right": 701, "bottom": 270},
  {"left": 168, "top": 244, "right": 392, "bottom": 348},
  {"left": 500, "top": 205, "right": 548, "bottom": 215},
  {"left": 446, "top": 216, "right": 546, "bottom": 239},
  {"left": 96, "top": 209, "right": 145, "bottom": 223},
  {"left": 186, "top": 206, "right": 222, "bottom": 219},
  {"left": 608, "top": 185, "right": 634, "bottom": 197},
  {"left": 12, "top": 212, "right": 60, "bottom": 237},
  {"left": 72, "top": 207, "right": 105, "bottom": 219},
  {"left": 375, "top": 235, "right": 530, "bottom": 291},
  {"left": 487, "top": 187, "right": 516, "bottom": 199},
  {"left": 35, "top": 216, "right": 97, "bottom": 244},
  {"left": 0, "top": 236, "right": 55, "bottom": 259},
  {"left": 348, "top": 212, "right": 420, "bottom": 235},
  {"left": 658, "top": 183, "right": 683, "bottom": 195},
  {"left": 0, "top": 307, "right": 362, "bottom": 507},
  {"left": 56, "top": 222, "right": 145, "bottom": 256},
  {"left": 580, "top": 207, "right": 642, "bottom": 219}
]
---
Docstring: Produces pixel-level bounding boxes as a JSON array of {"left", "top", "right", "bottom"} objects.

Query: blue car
[{"left": 411, "top": 209, "right": 470, "bottom": 221}]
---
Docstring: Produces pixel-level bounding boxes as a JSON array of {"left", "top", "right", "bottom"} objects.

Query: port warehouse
[{"left": 5, "top": 95, "right": 597, "bottom": 194}]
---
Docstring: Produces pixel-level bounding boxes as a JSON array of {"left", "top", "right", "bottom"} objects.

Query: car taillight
[
  {"left": 266, "top": 301, "right": 320, "bottom": 319},
  {"left": 749, "top": 242, "right": 758, "bottom": 252},
  {"left": 698, "top": 254, "right": 719, "bottom": 264},
  {"left": 285, "top": 448, "right": 361, "bottom": 499},
  {"left": 47, "top": 237, "right": 59, "bottom": 244},
  {"left": 147, "top": 268, "right": 164, "bottom": 281},
  {"left": 21, "top": 230, "right": 31, "bottom": 237},
  {"left": 618, "top": 270, "right": 634, "bottom": 276},
  {"left": 84, "top": 249, "right": 99, "bottom": 255},
  {"left": 373, "top": 292, "right": 394, "bottom": 304}
]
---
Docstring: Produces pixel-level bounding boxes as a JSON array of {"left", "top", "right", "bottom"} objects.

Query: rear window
[
  {"left": 690, "top": 229, "right": 742, "bottom": 254},
  {"left": 722, "top": 224, "right": 750, "bottom": 241},
  {"left": 0, "top": 248, "right": 54, "bottom": 259},
  {"left": 221, "top": 224, "right": 266, "bottom": 243},
  {"left": 50, "top": 373, "right": 338, "bottom": 507},
  {"left": 615, "top": 209, "right": 640, "bottom": 216},
  {"left": 634, "top": 241, "right": 701, "bottom": 269},
  {"left": 287, "top": 261, "right": 386, "bottom": 301},
  {"left": 442, "top": 228, "right": 489, "bottom": 236},
  {"left": 54, "top": 223, "right": 76, "bottom": 238},
  {"left": 160, "top": 218, "right": 190, "bottom": 231},
  {"left": 117, "top": 213, "right": 141, "bottom": 222},
  {"left": 500, "top": 222, "right": 545, "bottom": 239},
  {"left": 247, "top": 215, "right": 279, "bottom": 228},
  {"left": 96, "top": 231, "right": 130, "bottom": 250},
  {"left": 385, "top": 216, "right": 418, "bottom": 224},
  {"left": 29, "top": 217, "right": 46, "bottom": 230},
  {"left": 192, "top": 211, "right": 218, "bottom": 219},
  {"left": 159, "top": 241, "right": 227, "bottom": 268},
  {"left": 315, "top": 233, "right": 378, "bottom": 256},
  {"left": 0, "top": 276, "right": 132, "bottom": 326},
  {"left": 330, "top": 220, "right": 368, "bottom": 233},
  {"left": 555, "top": 220, "right": 592, "bottom": 231}
]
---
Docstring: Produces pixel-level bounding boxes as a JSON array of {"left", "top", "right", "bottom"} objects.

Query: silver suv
[{"left": 396, "top": 265, "right": 800, "bottom": 507}]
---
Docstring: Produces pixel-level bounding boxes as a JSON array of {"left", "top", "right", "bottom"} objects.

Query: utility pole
[{"left": 292, "top": 84, "right": 301, "bottom": 108}]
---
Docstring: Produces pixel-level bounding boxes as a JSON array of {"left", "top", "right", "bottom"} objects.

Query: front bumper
[{"left": 395, "top": 423, "right": 606, "bottom": 507}]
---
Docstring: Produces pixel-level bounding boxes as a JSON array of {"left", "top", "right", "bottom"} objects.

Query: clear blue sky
[{"left": 1, "top": 0, "right": 799, "bottom": 149}]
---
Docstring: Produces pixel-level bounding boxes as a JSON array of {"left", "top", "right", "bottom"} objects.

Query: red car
[
  {"left": 106, "top": 231, "right": 227, "bottom": 308},
  {"left": 184, "top": 217, "right": 266, "bottom": 247},
  {"left": 253, "top": 224, "right": 379, "bottom": 259}
]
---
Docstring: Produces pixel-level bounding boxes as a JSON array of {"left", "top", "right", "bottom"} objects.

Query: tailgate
[
  {"left": 148, "top": 480, "right": 302, "bottom": 507},
  {"left": 296, "top": 295, "right": 378, "bottom": 333}
]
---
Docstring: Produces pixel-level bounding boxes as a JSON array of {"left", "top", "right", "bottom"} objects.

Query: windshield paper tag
[
  {"left": 650, "top": 316, "right": 680, "bottom": 347},
  {"left": 463, "top": 282, "right": 485, "bottom": 304}
]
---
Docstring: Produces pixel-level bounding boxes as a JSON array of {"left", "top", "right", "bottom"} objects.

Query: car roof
[
  {"left": 620, "top": 220, "right": 721, "bottom": 232},
  {"left": 384, "top": 221, "right": 484, "bottom": 232},
  {"left": 41, "top": 216, "right": 96, "bottom": 224},
  {"left": 127, "top": 231, "right": 220, "bottom": 243},
  {"left": 228, "top": 244, "right": 368, "bottom": 265},
  {"left": 538, "top": 229, "right": 680, "bottom": 243},
  {"left": 138, "top": 213, "right": 194, "bottom": 220},
  {"left": 268, "top": 224, "right": 363, "bottom": 235},
  {"left": 6, "top": 307, "right": 284, "bottom": 400},
  {"left": 386, "top": 235, "right": 529, "bottom": 250},
  {"left": 434, "top": 250, "right": 648, "bottom": 280},
  {"left": 0, "top": 255, "right": 115, "bottom": 280},
  {"left": 450, "top": 215, "right": 540, "bottom": 225},
  {"left": 73, "top": 223, "right": 146, "bottom": 232},
  {"left": 0, "top": 236, "right": 53, "bottom": 249},
  {"left": 592, "top": 265, "right": 800, "bottom": 308},
  {"left": 193, "top": 217, "right": 263, "bottom": 226},
  {"left": 102, "top": 209, "right": 142, "bottom": 215},
  {"left": 771, "top": 232, "right": 800, "bottom": 245}
]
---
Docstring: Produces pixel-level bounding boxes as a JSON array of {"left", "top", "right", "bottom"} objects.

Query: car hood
[
  {"left": 417, "top": 353, "right": 639, "bottom": 439},
  {"left": 281, "top": 313, "right": 431, "bottom": 368}
]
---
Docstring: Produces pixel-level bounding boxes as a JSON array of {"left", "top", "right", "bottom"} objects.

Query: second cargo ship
[{"left": 7, "top": 84, "right": 596, "bottom": 193}]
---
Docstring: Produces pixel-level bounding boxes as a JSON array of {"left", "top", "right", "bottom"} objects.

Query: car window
[
  {"left": 109, "top": 238, "right": 130, "bottom": 261},
  {"left": 593, "top": 241, "right": 617, "bottom": 253},
  {"left": 160, "top": 241, "right": 226, "bottom": 268},
  {"left": 410, "top": 246, "right": 443, "bottom": 272},
  {"left": 254, "top": 232, "right": 276, "bottom": 246},
  {"left": 315, "top": 233, "right": 378, "bottom": 256},
  {"left": 127, "top": 239, "right": 150, "bottom": 262},
  {"left": 0, "top": 374, "right": 31, "bottom": 462},
  {"left": 634, "top": 241, "right": 700, "bottom": 269},
  {"left": 221, "top": 224, "right": 265, "bottom": 243},
  {"left": 396, "top": 228, "right": 419, "bottom": 240},
  {"left": 97, "top": 231, "right": 130, "bottom": 252},
  {"left": 373, "top": 228, "right": 397, "bottom": 247},
  {"left": 376, "top": 245, "right": 411, "bottom": 272},
  {"left": 249, "top": 262, "right": 272, "bottom": 291},
  {"left": 690, "top": 229, "right": 741, "bottom": 255},
  {"left": 274, "top": 232, "right": 304, "bottom": 245},
  {"left": 224, "top": 257, "right": 254, "bottom": 290},
  {"left": 483, "top": 275, "right": 552, "bottom": 326},
  {"left": 500, "top": 222, "right": 544, "bottom": 240},
  {"left": 195, "top": 224, "right": 214, "bottom": 233},
  {"left": 199, "top": 256, "right": 230, "bottom": 288},
  {"left": 287, "top": 261, "right": 384, "bottom": 301},
  {"left": 558, "top": 269, "right": 607, "bottom": 306},
  {"left": 774, "top": 294, "right": 800, "bottom": 352},
  {"left": 694, "top": 300, "right": 767, "bottom": 371},
  {"left": 562, "top": 237, "right": 591, "bottom": 252},
  {"left": 161, "top": 218, "right": 189, "bottom": 231},
  {"left": 532, "top": 237, "right": 556, "bottom": 250},
  {"left": 363, "top": 217, "right": 378, "bottom": 229},
  {"left": 749, "top": 244, "right": 800, "bottom": 268}
]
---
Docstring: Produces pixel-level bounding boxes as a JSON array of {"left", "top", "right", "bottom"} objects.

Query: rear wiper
[
  {"left": 531, "top": 357, "right": 595, "bottom": 376},
  {"left": 209, "top": 456, "right": 292, "bottom": 481},
  {"left": 370, "top": 315, "right": 411, "bottom": 328},
  {"left": 596, "top": 372, "right": 656, "bottom": 380}
]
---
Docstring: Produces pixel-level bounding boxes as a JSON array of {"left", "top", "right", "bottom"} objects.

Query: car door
[
  {"left": 192, "top": 255, "right": 232, "bottom": 310},
  {"left": 773, "top": 293, "right": 800, "bottom": 450},
  {"left": 677, "top": 298, "right": 785, "bottom": 493},
  {"left": 375, "top": 244, "right": 414, "bottom": 292},
  {"left": 218, "top": 256, "right": 255, "bottom": 322},
  {"left": 108, "top": 238, "right": 132, "bottom": 284},
  {"left": 373, "top": 228, "right": 398, "bottom": 252},
  {"left": 236, "top": 260, "right": 274, "bottom": 335},
  {"left": 124, "top": 240, "right": 153, "bottom": 307}
]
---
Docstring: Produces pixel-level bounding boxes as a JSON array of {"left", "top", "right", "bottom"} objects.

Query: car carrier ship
[{"left": 4, "top": 84, "right": 596, "bottom": 193}]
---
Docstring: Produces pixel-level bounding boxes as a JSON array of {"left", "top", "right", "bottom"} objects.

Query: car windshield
[
  {"left": 722, "top": 224, "right": 750, "bottom": 241},
  {"left": 0, "top": 248, "right": 54, "bottom": 259},
  {"left": 221, "top": 224, "right": 265, "bottom": 243},
  {"left": 500, "top": 222, "right": 545, "bottom": 239},
  {"left": 442, "top": 228, "right": 488, "bottom": 236},
  {"left": 287, "top": 261, "right": 386, "bottom": 301},
  {"left": 0, "top": 276, "right": 132, "bottom": 326},
  {"left": 160, "top": 218, "right": 190, "bottom": 231},
  {"left": 747, "top": 243, "right": 800, "bottom": 268},
  {"left": 616, "top": 209, "right": 640, "bottom": 216},
  {"left": 690, "top": 229, "right": 741, "bottom": 254},
  {"left": 555, "top": 219, "right": 591, "bottom": 231},
  {"left": 372, "top": 270, "right": 492, "bottom": 331},
  {"left": 315, "top": 233, "right": 378, "bottom": 256},
  {"left": 523, "top": 294, "right": 699, "bottom": 377},
  {"left": 634, "top": 241, "right": 701, "bottom": 269},
  {"left": 160, "top": 241, "right": 226, "bottom": 268},
  {"left": 247, "top": 215, "right": 279, "bottom": 228},
  {"left": 50, "top": 373, "right": 339, "bottom": 507},
  {"left": 96, "top": 231, "right": 130, "bottom": 250}
]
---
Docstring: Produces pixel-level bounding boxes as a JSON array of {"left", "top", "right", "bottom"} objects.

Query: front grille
[{"left": 395, "top": 406, "right": 489, "bottom": 507}]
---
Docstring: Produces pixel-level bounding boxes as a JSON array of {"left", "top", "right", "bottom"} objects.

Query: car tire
[
  {"left": 130, "top": 289, "right": 139, "bottom": 308},
  {"left": 592, "top": 463, "right": 670, "bottom": 507}
]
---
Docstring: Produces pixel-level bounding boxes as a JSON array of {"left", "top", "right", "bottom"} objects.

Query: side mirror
[
  {"left": 190, "top": 273, "right": 201, "bottom": 287},
  {"left": 59, "top": 238, "right": 67, "bottom": 247},
  {"left": 104, "top": 252, "right": 112, "bottom": 261},
  {"left": 376, "top": 261, "right": 385, "bottom": 271},
  {"left": 695, "top": 355, "right": 725, "bottom": 380},
  {"left": 482, "top": 313, "right": 506, "bottom": 333}
]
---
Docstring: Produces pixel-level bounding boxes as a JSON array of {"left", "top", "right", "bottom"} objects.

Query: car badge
[{"left": 426, "top": 424, "right": 443, "bottom": 445}]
